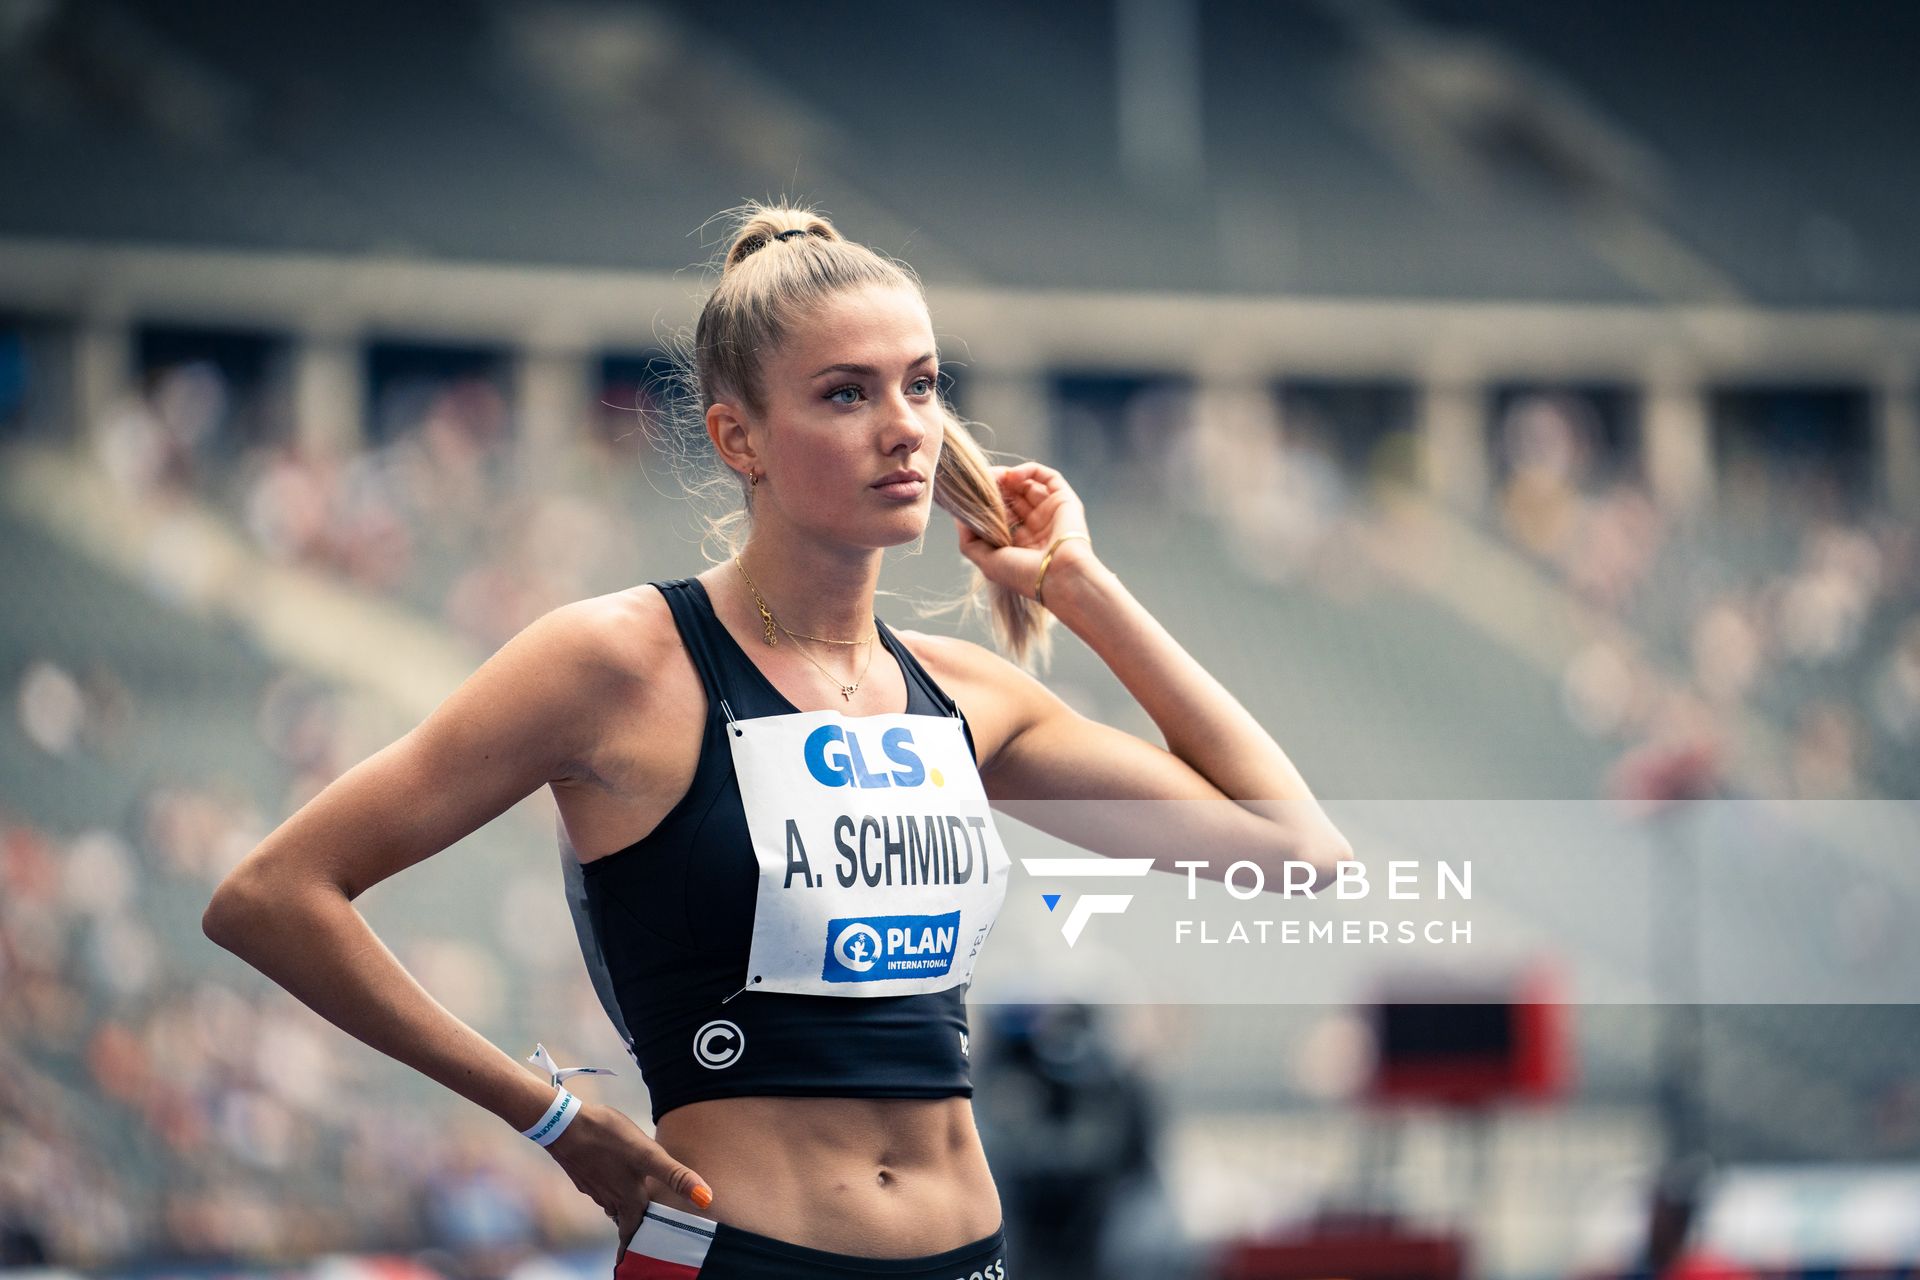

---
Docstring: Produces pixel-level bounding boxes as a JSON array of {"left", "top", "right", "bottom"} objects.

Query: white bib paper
[{"left": 727, "top": 708, "right": 1010, "bottom": 997}]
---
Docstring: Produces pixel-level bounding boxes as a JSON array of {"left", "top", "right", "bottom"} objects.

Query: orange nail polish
[{"left": 690, "top": 1184, "right": 712, "bottom": 1209}]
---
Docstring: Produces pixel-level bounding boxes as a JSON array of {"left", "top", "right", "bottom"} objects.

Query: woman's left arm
[{"left": 940, "top": 461, "right": 1354, "bottom": 884}]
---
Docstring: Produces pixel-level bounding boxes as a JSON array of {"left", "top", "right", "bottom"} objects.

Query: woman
[{"left": 203, "top": 203, "right": 1353, "bottom": 1278}]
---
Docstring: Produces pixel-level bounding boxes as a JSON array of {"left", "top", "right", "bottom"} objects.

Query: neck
[{"left": 731, "top": 533, "right": 883, "bottom": 642}]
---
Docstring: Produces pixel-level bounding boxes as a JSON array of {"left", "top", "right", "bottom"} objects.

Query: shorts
[{"left": 614, "top": 1201, "right": 1010, "bottom": 1279}]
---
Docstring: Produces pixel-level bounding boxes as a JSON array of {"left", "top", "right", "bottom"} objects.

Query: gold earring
[{"left": 748, "top": 468, "right": 759, "bottom": 488}]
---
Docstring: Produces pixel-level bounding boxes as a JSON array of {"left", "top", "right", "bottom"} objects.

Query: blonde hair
[{"left": 652, "top": 200, "right": 1055, "bottom": 668}]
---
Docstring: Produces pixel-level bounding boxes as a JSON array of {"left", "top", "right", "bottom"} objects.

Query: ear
[{"left": 706, "top": 400, "right": 758, "bottom": 481}]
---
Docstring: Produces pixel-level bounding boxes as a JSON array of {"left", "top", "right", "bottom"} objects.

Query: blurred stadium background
[{"left": 1, "top": 0, "right": 1917, "bottom": 1277}]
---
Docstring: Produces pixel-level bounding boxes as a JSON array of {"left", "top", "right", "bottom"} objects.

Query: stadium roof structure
[{"left": 1, "top": 0, "right": 1915, "bottom": 309}]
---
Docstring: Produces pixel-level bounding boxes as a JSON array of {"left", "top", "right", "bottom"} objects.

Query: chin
[{"left": 857, "top": 507, "right": 933, "bottom": 550}]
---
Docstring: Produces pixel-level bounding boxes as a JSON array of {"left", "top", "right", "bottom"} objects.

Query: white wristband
[
  {"left": 521, "top": 1086, "right": 581, "bottom": 1147},
  {"left": 519, "top": 1043, "right": 613, "bottom": 1147}
]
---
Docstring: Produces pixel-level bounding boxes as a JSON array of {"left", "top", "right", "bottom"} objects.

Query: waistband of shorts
[{"left": 645, "top": 1204, "right": 1005, "bottom": 1275}]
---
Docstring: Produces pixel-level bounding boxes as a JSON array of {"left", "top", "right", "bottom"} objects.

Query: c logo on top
[{"left": 692, "top": 1019, "right": 745, "bottom": 1070}]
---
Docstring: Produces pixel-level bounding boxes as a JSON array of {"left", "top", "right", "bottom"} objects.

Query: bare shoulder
[
  {"left": 515, "top": 588, "right": 660, "bottom": 689},
  {"left": 890, "top": 628, "right": 1007, "bottom": 689},
  {"left": 891, "top": 628, "right": 1070, "bottom": 774},
  {"left": 576, "top": 582, "right": 684, "bottom": 673},
  {"left": 496, "top": 585, "right": 683, "bottom": 754}
]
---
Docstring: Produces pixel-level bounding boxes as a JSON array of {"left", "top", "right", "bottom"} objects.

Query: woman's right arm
[{"left": 201, "top": 595, "right": 709, "bottom": 1245}]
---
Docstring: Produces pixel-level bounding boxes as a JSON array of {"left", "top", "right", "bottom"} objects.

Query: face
[{"left": 710, "top": 282, "right": 944, "bottom": 550}]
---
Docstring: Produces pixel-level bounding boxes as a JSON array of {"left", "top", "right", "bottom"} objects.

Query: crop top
[{"left": 559, "top": 576, "right": 1011, "bottom": 1124}]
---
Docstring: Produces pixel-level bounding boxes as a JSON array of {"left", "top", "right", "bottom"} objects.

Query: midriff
[{"left": 648, "top": 1094, "right": 1003, "bottom": 1256}]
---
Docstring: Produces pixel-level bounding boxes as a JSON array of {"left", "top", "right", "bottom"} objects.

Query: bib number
[{"left": 729, "top": 711, "right": 1009, "bottom": 997}]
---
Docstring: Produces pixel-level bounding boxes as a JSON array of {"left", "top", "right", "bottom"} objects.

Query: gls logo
[
  {"left": 805, "top": 724, "right": 939, "bottom": 789},
  {"left": 1021, "top": 857, "right": 1156, "bottom": 946}
]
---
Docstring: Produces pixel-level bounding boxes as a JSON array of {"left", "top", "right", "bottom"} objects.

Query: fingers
[
  {"left": 613, "top": 1158, "right": 712, "bottom": 1265},
  {"left": 988, "top": 463, "right": 1077, "bottom": 539},
  {"left": 614, "top": 1200, "right": 644, "bottom": 1265},
  {"left": 650, "top": 1155, "right": 713, "bottom": 1210},
  {"left": 999, "top": 461, "right": 1065, "bottom": 495},
  {"left": 1001, "top": 479, "right": 1049, "bottom": 524}
]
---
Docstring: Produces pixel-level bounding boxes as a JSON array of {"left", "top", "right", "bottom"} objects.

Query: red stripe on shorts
[{"left": 614, "top": 1248, "right": 702, "bottom": 1280}]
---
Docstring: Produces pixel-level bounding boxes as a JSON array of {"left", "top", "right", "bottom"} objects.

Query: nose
[{"left": 880, "top": 387, "right": 927, "bottom": 458}]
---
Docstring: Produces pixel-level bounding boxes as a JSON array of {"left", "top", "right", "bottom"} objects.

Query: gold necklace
[
  {"left": 733, "top": 556, "right": 874, "bottom": 645},
  {"left": 733, "top": 556, "right": 879, "bottom": 701},
  {"left": 784, "top": 621, "right": 877, "bottom": 701}
]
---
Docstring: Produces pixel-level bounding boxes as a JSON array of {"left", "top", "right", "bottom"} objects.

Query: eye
[
  {"left": 911, "top": 375, "right": 937, "bottom": 396},
  {"left": 825, "top": 384, "right": 863, "bottom": 405}
]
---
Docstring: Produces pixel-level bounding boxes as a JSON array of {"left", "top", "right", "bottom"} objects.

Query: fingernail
[{"left": 690, "top": 1184, "right": 712, "bottom": 1209}]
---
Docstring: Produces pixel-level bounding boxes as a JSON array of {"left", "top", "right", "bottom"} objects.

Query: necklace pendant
[{"left": 841, "top": 685, "right": 856, "bottom": 701}]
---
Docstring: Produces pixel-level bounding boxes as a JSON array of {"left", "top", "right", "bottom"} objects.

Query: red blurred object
[
  {"left": 1610, "top": 735, "right": 1723, "bottom": 818},
  {"left": 1366, "top": 965, "right": 1574, "bottom": 1107},
  {"left": 1214, "top": 1225, "right": 1467, "bottom": 1280}
]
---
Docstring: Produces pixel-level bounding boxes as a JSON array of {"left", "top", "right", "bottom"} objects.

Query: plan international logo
[
  {"left": 1020, "top": 857, "right": 1156, "bottom": 946},
  {"left": 821, "top": 910, "right": 962, "bottom": 981}
]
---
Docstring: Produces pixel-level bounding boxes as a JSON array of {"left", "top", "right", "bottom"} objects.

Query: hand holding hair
[{"left": 953, "top": 460, "right": 1097, "bottom": 605}]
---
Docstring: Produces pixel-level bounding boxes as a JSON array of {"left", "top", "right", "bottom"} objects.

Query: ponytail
[{"left": 924, "top": 405, "right": 1056, "bottom": 670}]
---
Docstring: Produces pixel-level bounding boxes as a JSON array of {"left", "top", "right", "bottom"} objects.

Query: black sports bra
[{"left": 560, "top": 577, "right": 1002, "bottom": 1123}]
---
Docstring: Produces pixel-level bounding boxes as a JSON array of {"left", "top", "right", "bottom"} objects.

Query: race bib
[{"left": 728, "top": 709, "right": 1010, "bottom": 997}]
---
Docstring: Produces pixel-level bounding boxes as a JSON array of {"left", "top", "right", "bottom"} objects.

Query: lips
[{"left": 871, "top": 468, "right": 927, "bottom": 501}]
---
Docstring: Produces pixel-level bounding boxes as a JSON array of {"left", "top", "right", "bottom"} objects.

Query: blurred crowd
[
  {"left": 1484, "top": 390, "right": 1918, "bottom": 802},
  {"left": 93, "top": 358, "right": 654, "bottom": 652},
  {"left": 1051, "top": 377, "right": 1917, "bottom": 802},
  {"left": 2, "top": 649, "right": 619, "bottom": 1269},
  {"left": 78, "top": 353, "right": 1920, "bottom": 808}
]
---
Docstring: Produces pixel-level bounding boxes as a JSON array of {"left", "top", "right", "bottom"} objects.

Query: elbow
[
  {"left": 1277, "top": 820, "right": 1352, "bottom": 889},
  {"left": 205, "top": 864, "right": 343, "bottom": 952},
  {"left": 1320, "top": 831, "right": 1355, "bottom": 893},
  {"left": 201, "top": 881, "right": 250, "bottom": 951},
  {"left": 203, "top": 870, "right": 276, "bottom": 953},
  {"left": 1307, "top": 835, "right": 1354, "bottom": 887}
]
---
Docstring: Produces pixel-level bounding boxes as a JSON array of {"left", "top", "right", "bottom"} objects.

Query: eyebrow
[{"left": 809, "top": 352, "right": 939, "bottom": 379}]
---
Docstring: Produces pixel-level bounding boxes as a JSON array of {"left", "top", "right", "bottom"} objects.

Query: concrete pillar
[
  {"left": 1873, "top": 366, "right": 1920, "bottom": 514},
  {"left": 1641, "top": 373, "right": 1714, "bottom": 514},
  {"left": 1115, "top": 0, "right": 1205, "bottom": 195},
  {"left": 73, "top": 314, "right": 134, "bottom": 451},
  {"left": 1418, "top": 377, "right": 1489, "bottom": 512},
  {"left": 291, "top": 330, "right": 366, "bottom": 459},
  {"left": 513, "top": 346, "right": 593, "bottom": 489}
]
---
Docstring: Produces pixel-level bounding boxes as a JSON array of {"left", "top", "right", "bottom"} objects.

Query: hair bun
[{"left": 722, "top": 204, "right": 840, "bottom": 273}]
